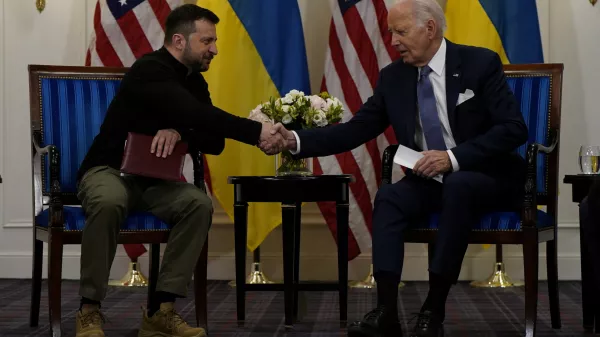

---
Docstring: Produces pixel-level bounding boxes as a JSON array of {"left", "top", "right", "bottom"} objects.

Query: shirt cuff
[
  {"left": 447, "top": 150, "right": 460, "bottom": 172},
  {"left": 289, "top": 131, "right": 301, "bottom": 155}
]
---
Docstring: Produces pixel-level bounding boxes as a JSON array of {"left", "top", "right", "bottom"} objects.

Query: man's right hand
[
  {"left": 151, "top": 128, "right": 181, "bottom": 158},
  {"left": 259, "top": 123, "right": 285, "bottom": 155},
  {"left": 268, "top": 123, "right": 297, "bottom": 152}
]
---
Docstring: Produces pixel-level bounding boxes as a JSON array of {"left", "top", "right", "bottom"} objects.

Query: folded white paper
[{"left": 393, "top": 145, "right": 444, "bottom": 183}]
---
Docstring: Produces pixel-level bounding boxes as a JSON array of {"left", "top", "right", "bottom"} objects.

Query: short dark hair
[{"left": 164, "top": 4, "right": 219, "bottom": 44}]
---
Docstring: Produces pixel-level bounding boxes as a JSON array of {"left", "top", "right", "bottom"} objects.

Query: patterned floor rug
[{"left": 0, "top": 280, "right": 590, "bottom": 336}]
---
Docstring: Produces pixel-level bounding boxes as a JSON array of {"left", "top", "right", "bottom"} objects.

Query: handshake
[{"left": 258, "top": 122, "right": 297, "bottom": 155}]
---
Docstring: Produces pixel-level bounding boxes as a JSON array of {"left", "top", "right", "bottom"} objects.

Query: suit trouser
[
  {"left": 372, "top": 171, "right": 522, "bottom": 283},
  {"left": 76, "top": 165, "right": 213, "bottom": 301}
]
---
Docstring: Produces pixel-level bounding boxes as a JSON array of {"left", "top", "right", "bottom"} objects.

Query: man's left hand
[
  {"left": 413, "top": 150, "right": 451, "bottom": 178},
  {"left": 151, "top": 129, "right": 181, "bottom": 158}
]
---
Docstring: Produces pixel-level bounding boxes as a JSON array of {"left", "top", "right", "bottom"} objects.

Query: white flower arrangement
[{"left": 248, "top": 90, "right": 344, "bottom": 130}]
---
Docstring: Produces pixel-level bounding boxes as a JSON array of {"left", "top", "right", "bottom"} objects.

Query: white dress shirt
[{"left": 290, "top": 39, "right": 459, "bottom": 172}]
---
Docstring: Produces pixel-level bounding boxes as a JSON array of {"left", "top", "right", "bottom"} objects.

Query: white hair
[{"left": 396, "top": 0, "right": 447, "bottom": 38}]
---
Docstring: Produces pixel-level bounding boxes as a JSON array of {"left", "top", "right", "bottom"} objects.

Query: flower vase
[{"left": 275, "top": 151, "right": 312, "bottom": 176}]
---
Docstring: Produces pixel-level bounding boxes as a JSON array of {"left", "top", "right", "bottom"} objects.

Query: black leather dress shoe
[
  {"left": 347, "top": 306, "right": 402, "bottom": 337},
  {"left": 408, "top": 310, "right": 443, "bottom": 337}
]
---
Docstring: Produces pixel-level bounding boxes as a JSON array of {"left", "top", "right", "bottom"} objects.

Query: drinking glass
[{"left": 579, "top": 145, "right": 600, "bottom": 174}]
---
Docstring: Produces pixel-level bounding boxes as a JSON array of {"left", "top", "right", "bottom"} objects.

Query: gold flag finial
[
  {"left": 36, "top": 0, "right": 45, "bottom": 12},
  {"left": 591, "top": 0, "right": 598, "bottom": 6}
]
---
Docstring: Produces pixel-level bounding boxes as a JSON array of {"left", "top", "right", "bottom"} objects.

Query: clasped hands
[{"left": 258, "top": 122, "right": 295, "bottom": 155}]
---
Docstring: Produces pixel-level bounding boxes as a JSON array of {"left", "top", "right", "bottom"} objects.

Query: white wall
[{"left": 0, "top": 0, "right": 596, "bottom": 282}]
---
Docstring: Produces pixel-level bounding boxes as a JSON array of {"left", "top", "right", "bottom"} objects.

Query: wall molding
[{"left": 0, "top": 250, "right": 583, "bottom": 281}]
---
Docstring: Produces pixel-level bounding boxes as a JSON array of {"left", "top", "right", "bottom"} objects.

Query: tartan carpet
[{"left": 0, "top": 280, "right": 588, "bottom": 336}]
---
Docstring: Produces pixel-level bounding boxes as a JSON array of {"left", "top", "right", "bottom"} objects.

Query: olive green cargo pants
[{"left": 77, "top": 166, "right": 212, "bottom": 301}]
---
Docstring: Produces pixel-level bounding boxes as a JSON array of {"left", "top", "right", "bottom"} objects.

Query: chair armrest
[
  {"left": 32, "top": 136, "right": 64, "bottom": 227},
  {"left": 189, "top": 150, "right": 207, "bottom": 193},
  {"left": 521, "top": 128, "right": 559, "bottom": 228},
  {"left": 382, "top": 144, "right": 399, "bottom": 185}
]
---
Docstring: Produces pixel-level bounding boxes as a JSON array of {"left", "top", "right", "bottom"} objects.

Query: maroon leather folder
[{"left": 120, "top": 132, "right": 188, "bottom": 181}]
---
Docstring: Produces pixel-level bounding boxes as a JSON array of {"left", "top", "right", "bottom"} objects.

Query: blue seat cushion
[
  {"left": 410, "top": 210, "right": 553, "bottom": 231},
  {"left": 35, "top": 206, "right": 171, "bottom": 231}
]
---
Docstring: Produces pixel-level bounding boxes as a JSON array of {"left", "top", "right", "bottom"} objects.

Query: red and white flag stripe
[{"left": 316, "top": 0, "right": 404, "bottom": 260}]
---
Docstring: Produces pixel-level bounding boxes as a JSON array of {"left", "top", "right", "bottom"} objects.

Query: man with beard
[{"left": 75, "top": 5, "right": 281, "bottom": 337}]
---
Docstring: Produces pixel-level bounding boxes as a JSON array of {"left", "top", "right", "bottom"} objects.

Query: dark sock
[
  {"left": 80, "top": 297, "right": 101, "bottom": 311},
  {"left": 422, "top": 271, "right": 452, "bottom": 319},
  {"left": 374, "top": 271, "right": 400, "bottom": 315},
  {"left": 148, "top": 291, "right": 177, "bottom": 317}
]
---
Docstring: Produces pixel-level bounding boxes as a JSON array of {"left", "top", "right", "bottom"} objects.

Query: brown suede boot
[
  {"left": 75, "top": 305, "right": 106, "bottom": 337},
  {"left": 138, "top": 303, "right": 206, "bottom": 337}
]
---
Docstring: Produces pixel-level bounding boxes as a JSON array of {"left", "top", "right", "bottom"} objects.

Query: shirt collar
[{"left": 425, "top": 38, "right": 446, "bottom": 76}]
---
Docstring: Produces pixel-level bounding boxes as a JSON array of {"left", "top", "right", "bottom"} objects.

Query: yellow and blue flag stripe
[
  {"left": 195, "top": 0, "right": 310, "bottom": 251},
  {"left": 444, "top": 0, "right": 544, "bottom": 64}
]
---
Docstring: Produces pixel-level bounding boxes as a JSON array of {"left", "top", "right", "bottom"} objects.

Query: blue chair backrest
[
  {"left": 39, "top": 76, "right": 123, "bottom": 194},
  {"left": 505, "top": 74, "right": 551, "bottom": 195}
]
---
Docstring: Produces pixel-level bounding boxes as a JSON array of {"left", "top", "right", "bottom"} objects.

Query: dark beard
[
  {"left": 188, "top": 61, "right": 205, "bottom": 73},
  {"left": 182, "top": 46, "right": 206, "bottom": 73}
]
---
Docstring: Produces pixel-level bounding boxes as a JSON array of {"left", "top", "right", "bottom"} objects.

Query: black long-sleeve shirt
[{"left": 77, "top": 47, "right": 262, "bottom": 182}]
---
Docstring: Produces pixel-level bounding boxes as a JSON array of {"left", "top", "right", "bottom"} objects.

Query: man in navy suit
[{"left": 267, "top": 0, "right": 527, "bottom": 336}]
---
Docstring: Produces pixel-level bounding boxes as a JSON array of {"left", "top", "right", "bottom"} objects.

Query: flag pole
[
  {"left": 228, "top": 246, "right": 277, "bottom": 287},
  {"left": 108, "top": 257, "right": 149, "bottom": 287},
  {"left": 350, "top": 264, "right": 405, "bottom": 288},
  {"left": 109, "top": 245, "right": 149, "bottom": 287},
  {"left": 470, "top": 244, "right": 523, "bottom": 287}
]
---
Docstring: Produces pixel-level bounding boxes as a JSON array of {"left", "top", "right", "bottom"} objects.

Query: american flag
[
  {"left": 86, "top": 0, "right": 181, "bottom": 67},
  {"left": 85, "top": 0, "right": 208, "bottom": 260},
  {"left": 315, "top": 0, "right": 404, "bottom": 260}
]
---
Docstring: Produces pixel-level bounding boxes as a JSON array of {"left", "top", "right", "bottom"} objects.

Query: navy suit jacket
[{"left": 295, "top": 40, "right": 528, "bottom": 178}]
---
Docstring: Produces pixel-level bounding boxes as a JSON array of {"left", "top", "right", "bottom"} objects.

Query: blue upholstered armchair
[
  {"left": 28, "top": 65, "right": 210, "bottom": 336},
  {"left": 381, "top": 63, "right": 563, "bottom": 337}
]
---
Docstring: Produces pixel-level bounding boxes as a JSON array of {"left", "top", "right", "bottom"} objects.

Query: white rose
[
  {"left": 288, "top": 89, "right": 300, "bottom": 97},
  {"left": 282, "top": 95, "right": 294, "bottom": 104},
  {"left": 282, "top": 104, "right": 290, "bottom": 113},
  {"left": 313, "top": 111, "right": 328, "bottom": 127},
  {"left": 325, "top": 98, "right": 335, "bottom": 110},
  {"left": 248, "top": 104, "right": 271, "bottom": 123},
  {"left": 309, "top": 95, "right": 326, "bottom": 110},
  {"left": 282, "top": 114, "right": 293, "bottom": 124}
]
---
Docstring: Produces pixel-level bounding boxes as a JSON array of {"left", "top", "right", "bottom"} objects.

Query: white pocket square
[{"left": 457, "top": 89, "right": 475, "bottom": 105}]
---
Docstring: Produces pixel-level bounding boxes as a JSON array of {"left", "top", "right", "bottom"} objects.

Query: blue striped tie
[{"left": 418, "top": 66, "right": 446, "bottom": 151}]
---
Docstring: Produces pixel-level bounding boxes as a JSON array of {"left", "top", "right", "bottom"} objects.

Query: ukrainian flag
[
  {"left": 195, "top": 0, "right": 311, "bottom": 251},
  {"left": 444, "top": 0, "right": 544, "bottom": 64}
]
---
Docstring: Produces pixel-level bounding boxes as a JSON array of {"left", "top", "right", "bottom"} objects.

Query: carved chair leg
[
  {"left": 48, "top": 235, "right": 64, "bottom": 337},
  {"left": 30, "top": 237, "right": 43, "bottom": 327},
  {"left": 523, "top": 232, "right": 539, "bottom": 337},
  {"left": 546, "top": 239, "right": 561, "bottom": 329},
  {"left": 147, "top": 244, "right": 160, "bottom": 310},
  {"left": 195, "top": 241, "right": 208, "bottom": 330}
]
